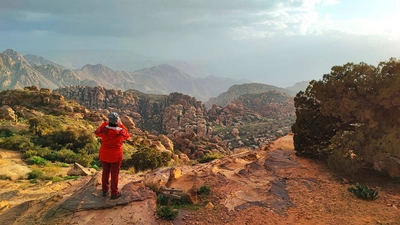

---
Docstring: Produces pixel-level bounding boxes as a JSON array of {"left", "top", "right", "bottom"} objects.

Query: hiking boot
[
  {"left": 110, "top": 192, "right": 121, "bottom": 200},
  {"left": 102, "top": 191, "right": 108, "bottom": 196}
]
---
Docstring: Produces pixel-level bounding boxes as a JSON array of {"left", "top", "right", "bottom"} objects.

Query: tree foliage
[
  {"left": 292, "top": 58, "right": 400, "bottom": 174},
  {"left": 126, "top": 146, "right": 171, "bottom": 172}
]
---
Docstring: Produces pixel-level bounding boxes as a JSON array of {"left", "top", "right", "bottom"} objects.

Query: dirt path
[{"left": 163, "top": 136, "right": 400, "bottom": 225}]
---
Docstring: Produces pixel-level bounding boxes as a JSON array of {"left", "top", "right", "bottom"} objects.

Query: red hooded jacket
[{"left": 95, "top": 121, "right": 130, "bottom": 163}]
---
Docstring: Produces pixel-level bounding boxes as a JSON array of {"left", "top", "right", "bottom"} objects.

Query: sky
[{"left": 1, "top": 0, "right": 400, "bottom": 87}]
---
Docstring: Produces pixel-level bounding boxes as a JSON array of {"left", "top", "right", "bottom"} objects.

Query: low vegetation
[
  {"left": 197, "top": 185, "right": 211, "bottom": 196},
  {"left": 348, "top": 183, "right": 380, "bottom": 200},
  {"left": 154, "top": 185, "right": 212, "bottom": 221},
  {"left": 0, "top": 115, "right": 100, "bottom": 167},
  {"left": 125, "top": 146, "right": 171, "bottom": 172},
  {"left": 156, "top": 206, "right": 179, "bottom": 221},
  {"left": 198, "top": 152, "right": 221, "bottom": 163},
  {"left": 155, "top": 193, "right": 188, "bottom": 220}
]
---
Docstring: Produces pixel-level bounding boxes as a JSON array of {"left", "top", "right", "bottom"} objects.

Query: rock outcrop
[
  {"left": 374, "top": 155, "right": 400, "bottom": 178},
  {"left": 67, "top": 162, "right": 92, "bottom": 176},
  {"left": 0, "top": 105, "right": 17, "bottom": 121},
  {"left": 53, "top": 85, "right": 295, "bottom": 158}
]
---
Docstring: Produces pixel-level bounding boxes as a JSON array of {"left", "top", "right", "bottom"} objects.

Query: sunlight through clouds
[
  {"left": 229, "top": 0, "right": 328, "bottom": 39},
  {"left": 230, "top": 0, "right": 399, "bottom": 41}
]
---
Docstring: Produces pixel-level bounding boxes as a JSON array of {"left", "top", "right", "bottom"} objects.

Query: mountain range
[
  {"left": 204, "top": 83, "right": 297, "bottom": 109},
  {"left": 0, "top": 49, "right": 309, "bottom": 103}
]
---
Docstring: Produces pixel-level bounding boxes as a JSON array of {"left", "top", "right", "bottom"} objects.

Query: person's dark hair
[
  {"left": 108, "top": 123, "right": 117, "bottom": 127},
  {"left": 108, "top": 112, "right": 120, "bottom": 125}
]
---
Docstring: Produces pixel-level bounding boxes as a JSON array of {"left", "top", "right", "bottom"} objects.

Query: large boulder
[
  {"left": 120, "top": 115, "right": 135, "bottom": 131},
  {"left": 231, "top": 128, "right": 239, "bottom": 137},
  {"left": 158, "top": 134, "right": 174, "bottom": 151},
  {"left": 373, "top": 155, "right": 400, "bottom": 178},
  {"left": 67, "top": 163, "right": 92, "bottom": 176},
  {"left": 0, "top": 105, "right": 17, "bottom": 121}
]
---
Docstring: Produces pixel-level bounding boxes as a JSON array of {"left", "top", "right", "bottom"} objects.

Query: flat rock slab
[
  {"left": 42, "top": 173, "right": 155, "bottom": 222},
  {"left": 225, "top": 150, "right": 306, "bottom": 215},
  {"left": 264, "top": 149, "right": 302, "bottom": 171},
  {"left": 0, "top": 172, "right": 158, "bottom": 225}
]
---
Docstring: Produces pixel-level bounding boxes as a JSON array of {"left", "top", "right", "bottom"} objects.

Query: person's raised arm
[{"left": 95, "top": 121, "right": 109, "bottom": 138}]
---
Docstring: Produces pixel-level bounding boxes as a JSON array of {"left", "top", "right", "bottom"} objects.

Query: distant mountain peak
[
  {"left": 2, "top": 49, "right": 29, "bottom": 65},
  {"left": 151, "top": 64, "right": 182, "bottom": 72},
  {"left": 24, "top": 54, "right": 65, "bottom": 68},
  {"left": 284, "top": 81, "right": 310, "bottom": 94},
  {"left": 204, "top": 82, "right": 296, "bottom": 109},
  {"left": 135, "top": 63, "right": 191, "bottom": 79},
  {"left": 81, "top": 63, "right": 113, "bottom": 71},
  {"left": 84, "top": 63, "right": 105, "bottom": 68}
]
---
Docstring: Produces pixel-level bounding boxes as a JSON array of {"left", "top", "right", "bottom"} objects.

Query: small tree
[{"left": 292, "top": 58, "right": 400, "bottom": 175}]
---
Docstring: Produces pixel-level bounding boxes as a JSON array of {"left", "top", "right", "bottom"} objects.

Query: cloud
[
  {"left": 1, "top": 0, "right": 399, "bottom": 85},
  {"left": 321, "top": 0, "right": 340, "bottom": 5},
  {"left": 0, "top": 0, "right": 334, "bottom": 39},
  {"left": 2, "top": 0, "right": 398, "bottom": 42}
]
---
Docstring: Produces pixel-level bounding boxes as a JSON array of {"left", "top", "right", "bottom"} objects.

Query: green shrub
[
  {"left": 0, "top": 129, "right": 13, "bottom": 138},
  {"left": 90, "top": 164, "right": 99, "bottom": 170},
  {"left": 156, "top": 206, "right": 179, "bottom": 221},
  {"left": 55, "top": 162, "right": 69, "bottom": 167},
  {"left": 55, "top": 149, "right": 80, "bottom": 163},
  {"left": 161, "top": 151, "right": 172, "bottom": 164},
  {"left": 28, "top": 115, "right": 100, "bottom": 166},
  {"left": 23, "top": 147, "right": 52, "bottom": 159},
  {"left": 127, "top": 146, "right": 168, "bottom": 172},
  {"left": 197, "top": 185, "right": 211, "bottom": 196},
  {"left": 157, "top": 193, "right": 192, "bottom": 207},
  {"left": 22, "top": 149, "right": 38, "bottom": 159},
  {"left": 64, "top": 175, "right": 80, "bottom": 180},
  {"left": 122, "top": 142, "right": 136, "bottom": 160},
  {"left": 0, "top": 134, "right": 34, "bottom": 151},
  {"left": 157, "top": 194, "right": 169, "bottom": 206},
  {"left": 27, "top": 169, "right": 45, "bottom": 180},
  {"left": 28, "top": 116, "right": 62, "bottom": 137},
  {"left": 28, "top": 156, "right": 47, "bottom": 165},
  {"left": 348, "top": 183, "right": 379, "bottom": 200},
  {"left": 35, "top": 126, "right": 97, "bottom": 152},
  {"left": 51, "top": 176, "right": 63, "bottom": 182},
  {"left": 91, "top": 159, "right": 101, "bottom": 169},
  {"left": 171, "top": 194, "right": 192, "bottom": 206},
  {"left": 30, "top": 179, "right": 38, "bottom": 184},
  {"left": 0, "top": 175, "right": 11, "bottom": 180},
  {"left": 327, "top": 149, "right": 361, "bottom": 175},
  {"left": 74, "top": 153, "right": 93, "bottom": 168},
  {"left": 198, "top": 153, "right": 220, "bottom": 163}
]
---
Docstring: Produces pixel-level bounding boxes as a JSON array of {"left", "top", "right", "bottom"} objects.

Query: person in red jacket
[{"left": 95, "top": 112, "right": 130, "bottom": 199}]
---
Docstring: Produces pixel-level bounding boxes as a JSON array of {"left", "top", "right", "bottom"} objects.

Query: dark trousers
[{"left": 101, "top": 158, "right": 122, "bottom": 196}]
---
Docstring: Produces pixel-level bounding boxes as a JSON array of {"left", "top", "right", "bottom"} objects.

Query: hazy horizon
[{"left": 1, "top": 0, "right": 399, "bottom": 87}]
